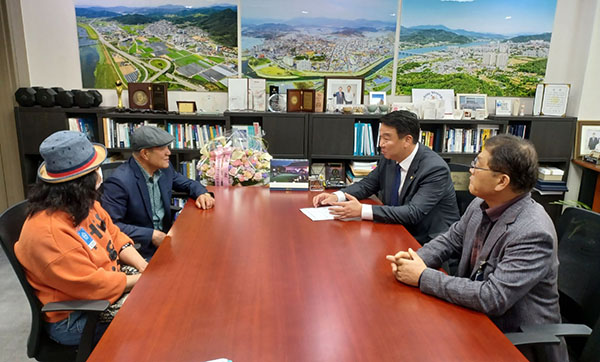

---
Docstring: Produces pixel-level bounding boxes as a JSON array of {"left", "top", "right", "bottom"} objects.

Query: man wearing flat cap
[{"left": 101, "top": 126, "right": 215, "bottom": 259}]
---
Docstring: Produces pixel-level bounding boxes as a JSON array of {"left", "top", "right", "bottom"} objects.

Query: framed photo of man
[
  {"left": 575, "top": 121, "right": 600, "bottom": 158},
  {"left": 324, "top": 77, "right": 364, "bottom": 111}
]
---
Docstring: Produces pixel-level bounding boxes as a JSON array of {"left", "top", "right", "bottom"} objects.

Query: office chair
[
  {"left": 447, "top": 163, "right": 475, "bottom": 216},
  {"left": 100, "top": 160, "right": 125, "bottom": 180},
  {"left": 0, "top": 200, "right": 109, "bottom": 362},
  {"left": 506, "top": 207, "right": 600, "bottom": 360},
  {"left": 555, "top": 207, "right": 600, "bottom": 359},
  {"left": 98, "top": 160, "right": 125, "bottom": 195}
]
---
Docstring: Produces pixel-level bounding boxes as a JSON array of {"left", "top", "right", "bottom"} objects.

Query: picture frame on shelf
[
  {"left": 324, "top": 76, "right": 364, "bottom": 111},
  {"left": 495, "top": 99, "right": 512, "bottom": 116},
  {"left": 456, "top": 93, "right": 487, "bottom": 115},
  {"left": 390, "top": 102, "right": 415, "bottom": 112},
  {"left": 412, "top": 89, "right": 455, "bottom": 116},
  {"left": 177, "top": 101, "right": 197, "bottom": 114},
  {"left": 540, "top": 83, "right": 570, "bottom": 117},
  {"left": 575, "top": 121, "right": 600, "bottom": 159},
  {"left": 368, "top": 91, "right": 386, "bottom": 105}
]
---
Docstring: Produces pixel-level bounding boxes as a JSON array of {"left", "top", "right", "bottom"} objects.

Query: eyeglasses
[{"left": 470, "top": 157, "right": 495, "bottom": 172}]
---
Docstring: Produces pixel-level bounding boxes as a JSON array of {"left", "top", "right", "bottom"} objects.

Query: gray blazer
[
  {"left": 342, "top": 145, "right": 459, "bottom": 244},
  {"left": 417, "top": 194, "right": 567, "bottom": 361}
]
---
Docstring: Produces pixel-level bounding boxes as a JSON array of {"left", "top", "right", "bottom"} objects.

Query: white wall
[
  {"left": 577, "top": 1, "right": 600, "bottom": 120},
  {"left": 20, "top": 0, "right": 81, "bottom": 88},
  {"left": 545, "top": 0, "right": 600, "bottom": 204}
]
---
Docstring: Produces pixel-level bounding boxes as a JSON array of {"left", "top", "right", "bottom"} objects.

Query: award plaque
[
  {"left": 314, "top": 91, "right": 324, "bottom": 113},
  {"left": 177, "top": 101, "right": 197, "bottom": 114},
  {"left": 151, "top": 83, "right": 168, "bottom": 111},
  {"left": 128, "top": 83, "right": 152, "bottom": 109},
  {"left": 286, "top": 89, "right": 316, "bottom": 112},
  {"left": 287, "top": 89, "right": 302, "bottom": 112}
]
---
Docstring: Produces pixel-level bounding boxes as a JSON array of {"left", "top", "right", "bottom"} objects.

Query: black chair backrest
[
  {"left": 0, "top": 200, "right": 45, "bottom": 358},
  {"left": 98, "top": 161, "right": 125, "bottom": 195},
  {"left": 100, "top": 160, "right": 125, "bottom": 180},
  {"left": 556, "top": 207, "right": 600, "bottom": 326},
  {"left": 556, "top": 207, "right": 600, "bottom": 359},
  {"left": 447, "top": 163, "right": 475, "bottom": 216}
]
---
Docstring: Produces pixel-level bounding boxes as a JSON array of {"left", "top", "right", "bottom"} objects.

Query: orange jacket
[{"left": 15, "top": 201, "right": 132, "bottom": 322}]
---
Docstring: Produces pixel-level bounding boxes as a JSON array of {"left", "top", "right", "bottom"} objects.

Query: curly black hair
[{"left": 27, "top": 170, "right": 99, "bottom": 226}]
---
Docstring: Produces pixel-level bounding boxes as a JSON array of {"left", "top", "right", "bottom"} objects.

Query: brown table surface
[{"left": 88, "top": 187, "right": 526, "bottom": 362}]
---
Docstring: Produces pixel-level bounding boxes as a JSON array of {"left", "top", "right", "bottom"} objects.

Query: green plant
[{"left": 549, "top": 200, "right": 591, "bottom": 210}]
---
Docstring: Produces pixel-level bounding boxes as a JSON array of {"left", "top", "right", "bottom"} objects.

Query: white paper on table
[
  {"left": 300, "top": 207, "right": 337, "bottom": 221},
  {"left": 300, "top": 207, "right": 360, "bottom": 221}
]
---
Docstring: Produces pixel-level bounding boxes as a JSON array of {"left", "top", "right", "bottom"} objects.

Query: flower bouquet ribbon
[{"left": 213, "top": 145, "right": 233, "bottom": 186}]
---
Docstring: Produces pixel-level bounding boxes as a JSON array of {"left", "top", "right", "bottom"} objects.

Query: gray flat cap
[{"left": 131, "top": 126, "right": 174, "bottom": 151}]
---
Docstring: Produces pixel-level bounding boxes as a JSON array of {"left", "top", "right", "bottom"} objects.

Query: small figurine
[
  {"left": 519, "top": 104, "right": 525, "bottom": 116},
  {"left": 115, "top": 80, "right": 124, "bottom": 109}
]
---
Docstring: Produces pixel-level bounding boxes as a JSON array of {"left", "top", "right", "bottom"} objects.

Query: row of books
[
  {"left": 420, "top": 130, "right": 435, "bottom": 150},
  {"left": 179, "top": 159, "right": 200, "bottom": 181},
  {"left": 508, "top": 124, "right": 528, "bottom": 139},
  {"left": 68, "top": 117, "right": 96, "bottom": 141},
  {"left": 354, "top": 122, "right": 377, "bottom": 156},
  {"left": 444, "top": 126, "right": 499, "bottom": 153},
  {"left": 346, "top": 161, "right": 377, "bottom": 184},
  {"left": 167, "top": 123, "right": 225, "bottom": 150},
  {"left": 102, "top": 118, "right": 153, "bottom": 148},
  {"left": 101, "top": 118, "right": 226, "bottom": 150}
]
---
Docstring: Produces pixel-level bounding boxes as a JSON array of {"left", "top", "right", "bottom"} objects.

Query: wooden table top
[{"left": 88, "top": 187, "right": 526, "bottom": 362}]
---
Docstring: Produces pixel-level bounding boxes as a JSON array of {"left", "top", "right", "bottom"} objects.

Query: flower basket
[{"left": 197, "top": 129, "right": 272, "bottom": 186}]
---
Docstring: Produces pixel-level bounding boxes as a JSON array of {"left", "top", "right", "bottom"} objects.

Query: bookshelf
[
  {"left": 309, "top": 114, "right": 510, "bottom": 165},
  {"left": 14, "top": 107, "right": 576, "bottom": 221},
  {"left": 488, "top": 115, "right": 577, "bottom": 221}
]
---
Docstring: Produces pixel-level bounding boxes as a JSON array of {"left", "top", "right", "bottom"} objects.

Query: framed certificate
[
  {"left": 540, "top": 83, "right": 570, "bottom": 117},
  {"left": 177, "top": 101, "right": 197, "bottom": 114},
  {"left": 495, "top": 99, "right": 512, "bottom": 116}
]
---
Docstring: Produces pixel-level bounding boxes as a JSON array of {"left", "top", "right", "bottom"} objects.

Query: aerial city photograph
[
  {"left": 76, "top": 0, "right": 238, "bottom": 91},
  {"left": 76, "top": 0, "right": 557, "bottom": 96}
]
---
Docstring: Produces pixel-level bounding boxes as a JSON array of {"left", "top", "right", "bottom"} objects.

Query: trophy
[{"left": 115, "top": 80, "right": 124, "bottom": 109}]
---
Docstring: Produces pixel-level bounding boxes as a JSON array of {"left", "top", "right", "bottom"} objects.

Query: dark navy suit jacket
[
  {"left": 101, "top": 157, "right": 207, "bottom": 258},
  {"left": 342, "top": 144, "right": 459, "bottom": 244}
]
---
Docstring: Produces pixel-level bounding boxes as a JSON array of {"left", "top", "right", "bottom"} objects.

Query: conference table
[{"left": 88, "top": 187, "right": 526, "bottom": 361}]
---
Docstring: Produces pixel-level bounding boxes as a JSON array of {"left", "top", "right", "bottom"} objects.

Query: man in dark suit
[
  {"left": 101, "top": 126, "right": 214, "bottom": 259},
  {"left": 313, "top": 110, "right": 459, "bottom": 244},
  {"left": 387, "top": 134, "right": 567, "bottom": 361},
  {"left": 588, "top": 132, "right": 599, "bottom": 151}
]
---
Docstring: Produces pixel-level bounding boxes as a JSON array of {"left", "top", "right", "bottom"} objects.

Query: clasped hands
[
  {"left": 312, "top": 192, "right": 362, "bottom": 219},
  {"left": 386, "top": 248, "right": 427, "bottom": 287}
]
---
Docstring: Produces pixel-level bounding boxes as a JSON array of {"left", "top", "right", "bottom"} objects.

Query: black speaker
[
  {"left": 35, "top": 88, "right": 57, "bottom": 107},
  {"left": 72, "top": 90, "right": 94, "bottom": 108},
  {"left": 88, "top": 90, "right": 103, "bottom": 107},
  {"left": 56, "top": 90, "right": 74, "bottom": 108},
  {"left": 15, "top": 87, "right": 37, "bottom": 107}
]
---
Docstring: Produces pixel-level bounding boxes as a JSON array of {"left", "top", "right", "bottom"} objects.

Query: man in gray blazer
[
  {"left": 387, "top": 134, "right": 567, "bottom": 361},
  {"left": 313, "top": 110, "right": 459, "bottom": 244}
]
